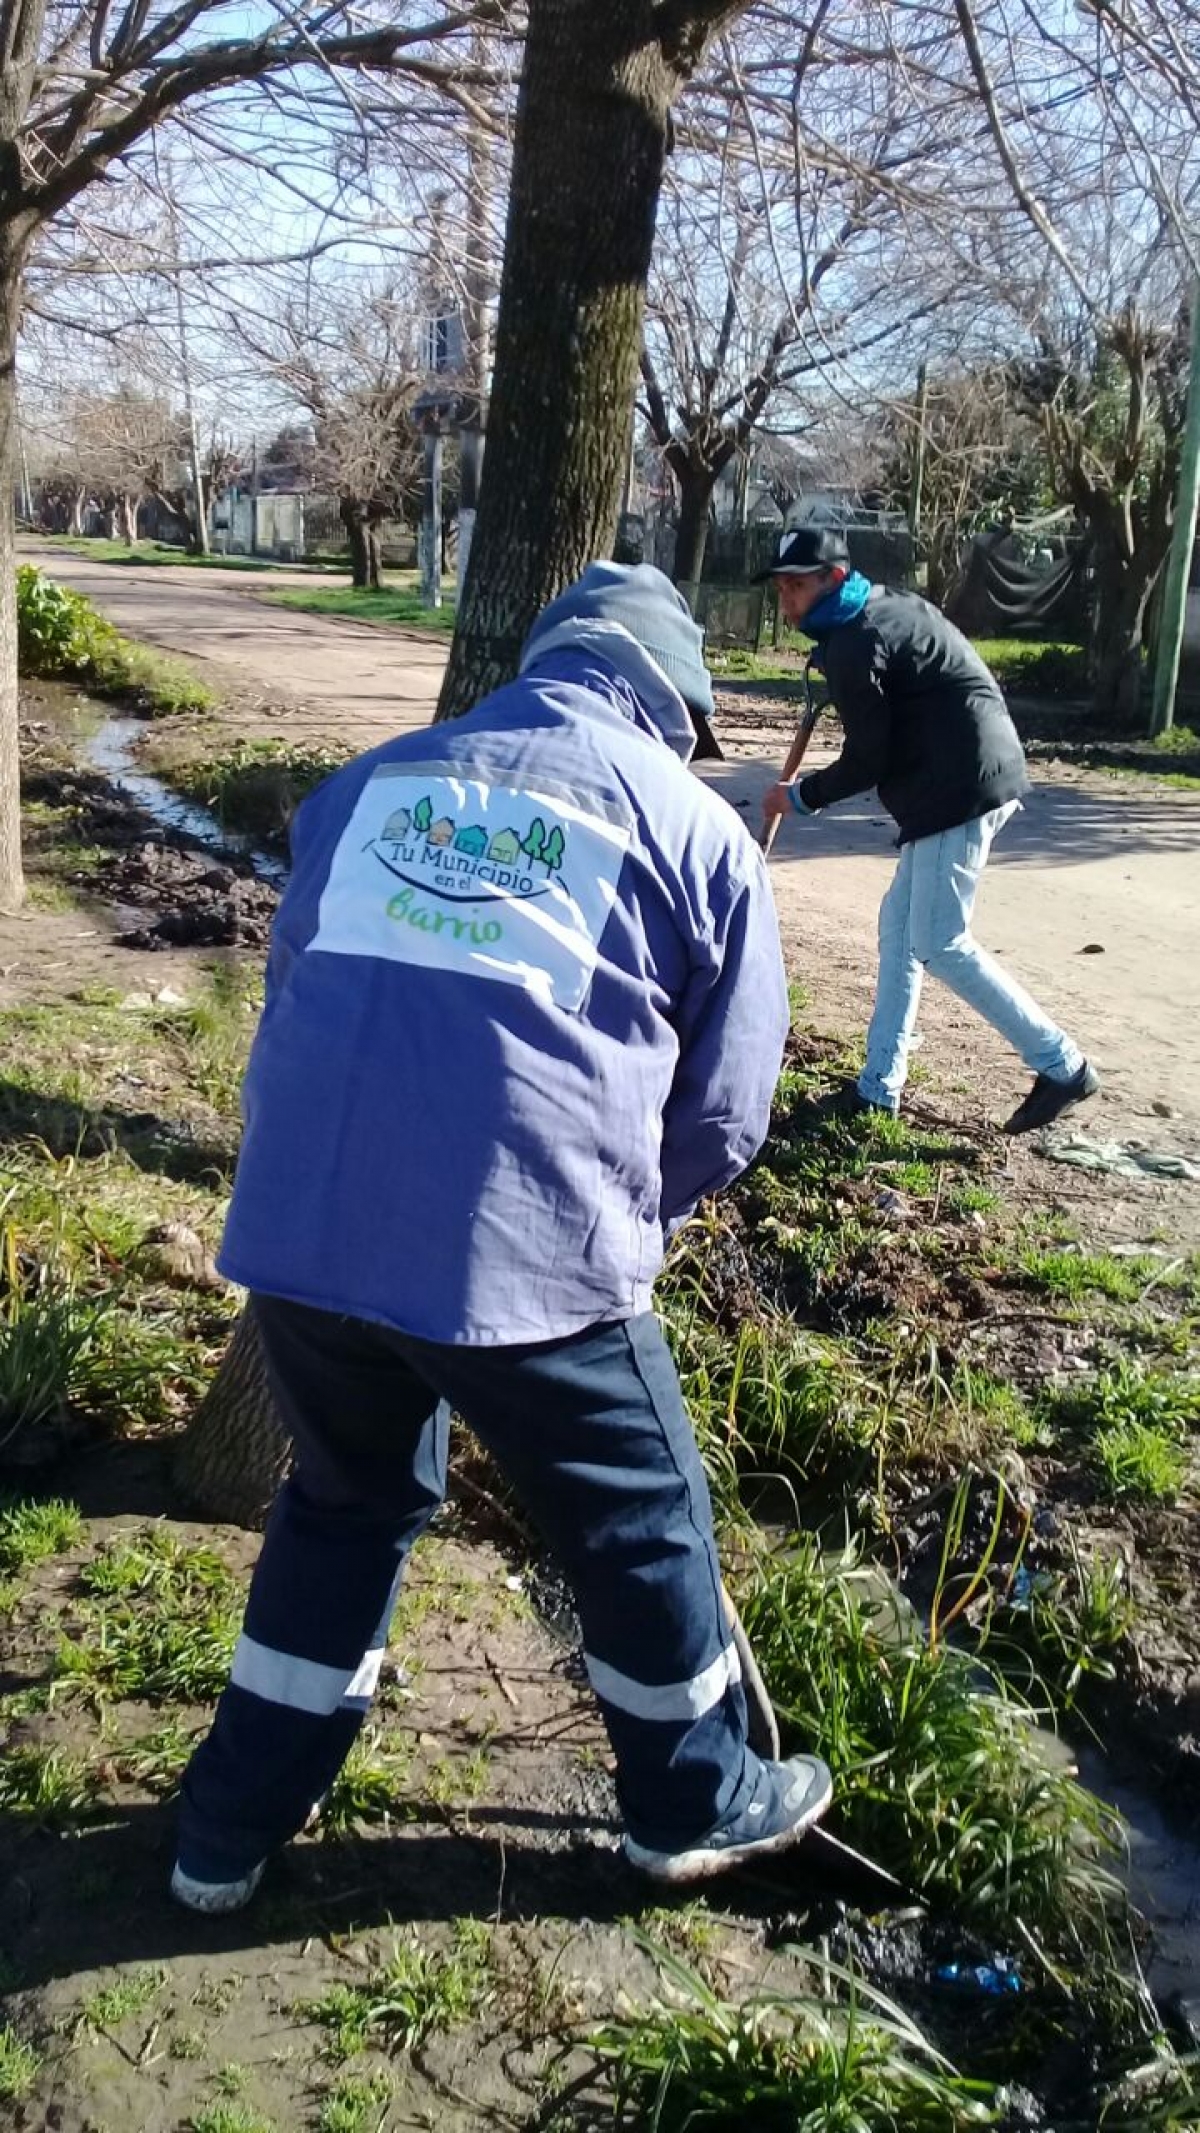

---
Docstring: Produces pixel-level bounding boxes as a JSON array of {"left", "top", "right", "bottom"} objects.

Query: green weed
[
  {"left": 423, "top": 1748, "right": 490, "bottom": 1811},
  {"left": 16, "top": 565, "right": 213, "bottom": 713},
  {"left": 57, "top": 1528, "right": 241, "bottom": 1701},
  {"left": 1093, "top": 1421, "right": 1188, "bottom": 1504},
  {"left": 1019, "top": 1248, "right": 1159, "bottom": 1303},
  {"left": 1010, "top": 1548, "right": 1136, "bottom": 1708},
  {"left": 306, "top": 1921, "right": 492, "bottom": 2061},
  {"left": 169, "top": 738, "right": 351, "bottom": 844},
  {"left": 0, "top": 1745, "right": 100, "bottom": 1826},
  {"left": 170, "top": 2028, "right": 208, "bottom": 2060},
  {"left": 1045, "top": 1362, "right": 1197, "bottom": 1504},
  {"left": 0, "top": 1230, "right": 100, "bottom": 1445},
  {"left": 0, "top": 2022, "right": 41, "bottom": 2102},
  {"left": 316, "top": 2070, "right": 394, "bottom": 2133},
  {"left": 738, "top": 1539, "right": 1124, "bottom": 1959},
  {"left": 190, "top": 2104, "right": 276, "bottom": 2133},
  {"left": 0, "top": 1496, "right": 84, "bottom": 1574},
  {"left": 317, "top": 1731, "right": 414, "bottom": 1833},
  {"left": 946, "top": 1182, "right": 1002, "bottom": 1218},
  {"left": 1046, "top": 1360, "right": 1200, "bottom": 1438},
  {"left": 571, "top": 1937, "right": 996, "bottom": 2130},
  {"left": 80, "top": 1965, "right": 166, "bottom": 2032},
  {"left": 268, "top": 584, "right": 456, "bottom": 634},
  {"left": 211, "top": 2063, "right": 250, "bottom": 2096},
  {"left": 948, "top": 1368, "right": 1042, "bottom": 1451}
]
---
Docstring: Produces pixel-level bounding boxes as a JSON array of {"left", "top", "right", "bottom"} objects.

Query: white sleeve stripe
[
  {"left": 231, "top": 1632, "right": 386, "bottom": 1715},
  {"left": 583, "top": 1640, "right": 742, "bottom": 1723}
]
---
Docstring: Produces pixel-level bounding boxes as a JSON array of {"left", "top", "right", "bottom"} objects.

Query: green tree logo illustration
[
  {"left": 521, "top": 817, "right": 547, "bottom": 867},
  {"left": 413, "top": 795, "right": 433, "bottom": 835},
  {"left": 543, "top": 825, "right": 565, "bottom": 878}
]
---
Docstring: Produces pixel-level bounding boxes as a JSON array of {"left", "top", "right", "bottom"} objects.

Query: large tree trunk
[
  {"left": 436, "top": 2, "right": 683, "bottom": 721},
  {"left": 119, "top": 493, "right": 139, "bottom": 546},
  {"left": 1088, "top": 538, "right": 1160, "bottom": 729},
  {"left": 175, "top": 1308, "right": 289, "bottom": 1530},
  {"left": 672, "top": 465, "right": 717, "bottom": 590},
  {"left": 341, "top": 498, "right": 382, "bottom": 589}
]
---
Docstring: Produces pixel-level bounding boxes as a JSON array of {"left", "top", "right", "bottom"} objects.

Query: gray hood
[{"left": 519, "top": 616, "right": 697, "bottom": 764}]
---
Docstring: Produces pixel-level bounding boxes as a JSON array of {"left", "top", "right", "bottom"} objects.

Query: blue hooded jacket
[{"left": 218, "top": 622, "right": 789, "bottom": 1344}]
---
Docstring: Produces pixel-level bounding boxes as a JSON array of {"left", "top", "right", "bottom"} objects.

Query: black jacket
[{"left": 797, "top": 588, "right": 1029, "bottom": 843}]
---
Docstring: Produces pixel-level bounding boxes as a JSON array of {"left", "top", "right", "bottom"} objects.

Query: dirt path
[
  {"left": 29, "top": 540, "right": 1200, "bottom": 1134},
  {"left": 23, "top": 541, "right": 448, "bottom": 745}
]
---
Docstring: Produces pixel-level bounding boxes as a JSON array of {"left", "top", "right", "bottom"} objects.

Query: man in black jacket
[{"left": 759, "top": 527, "right": 1098, "bottom": 1133}]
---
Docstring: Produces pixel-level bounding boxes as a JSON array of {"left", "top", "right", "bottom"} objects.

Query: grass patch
[
  {"left": 0, "top": 2022, "right": 41, "bottom": 2102},
  {"left": 316, "top": 2070, "right": 394, "bottom": 2132},
  {"left": 1019, "top": 1247, "right": 1164, "bottom": 1303},
  {"left": 0, "top": 1496, "right": 84, "bottom": 1575},
  {"left": 56, "top": 1527, "right": 242, "bottom": 1701},
  {"left": 36, "top": 534, "right": 321, "bottom": 574},
  {"left": 971, "top": 637, "right": 1087, "bottom": 699},
  {"left": 0, "top": 1235, "right": 101, "bottom": 1447},
  {"left": 306, "top": 1922, "right": 492, "bottom": 2061},
  {"left": 190, "top": 2104, "right": 276, "bottom": 2133},
  {"left": 167, "top": 738, "right": 351, "bottom": 844},
  {"left": 1093, "top": 1420, "right": 1188, "bottom": 1504},
  {"left": 570, "top": 1937, "right": 996, "bottom": 2131},
  {"left": 0, "top": 1745, "right": 100, "bottom": 1827},
  {"left": 946, "top": 1367, "right": 1042, "bottom": 1452},
  {"left": 267, "top": 583, "right": 455, "bottom": 634},
  {"left": 316, "top": 1730, "right": 414, "bottom": 1834},
  {"left": 1008, "top": 1548, "right": 1136, "bottom": 1709},
  {"left": 79, "top": 1965, "right": 167, "bottom": 2033},
  {"left": 18, "top": 564, "right": 214, "bottom": 714},
  {"left": 1044, "top": 1361, "right": 1198, "bottom": 1504}
]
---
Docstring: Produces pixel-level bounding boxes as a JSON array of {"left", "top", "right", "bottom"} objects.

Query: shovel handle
[
  {"left": 722, "top": 1584, "right": 781, "bottom": 1761},
  {"left": 759, "top": 709, "right": 820, "bottom": 854}
]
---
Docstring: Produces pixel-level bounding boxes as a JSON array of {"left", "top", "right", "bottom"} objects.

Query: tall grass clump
[
  {"left": 737, "top": 1540, "right": 1124, "bottom": 1966},
  {"left": 563, "top": 1939, "right": 997, "bottom": 2131}
]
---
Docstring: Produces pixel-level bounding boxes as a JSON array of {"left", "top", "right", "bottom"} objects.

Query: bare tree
[
  {"left": 232, "top": 273, "right": 424, "bottom": 587},
  {"left": 0, "top": 0, "right": 503, "bottom": 910}
]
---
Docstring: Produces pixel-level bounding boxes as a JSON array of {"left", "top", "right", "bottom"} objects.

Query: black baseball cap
[{"left": 753, "top": 526, "right": 851, "bottom": 581}]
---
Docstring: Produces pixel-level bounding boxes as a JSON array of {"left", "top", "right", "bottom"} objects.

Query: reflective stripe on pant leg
[
  {"left": 406, "top": 1313, "right": 755, "bottom": 1852},
  {"left": 179, "top": 1301, "right": 446, "bottom": 1875},
  {"left": 584, "top": 1637, "right": 742, "bottom": 1723}
]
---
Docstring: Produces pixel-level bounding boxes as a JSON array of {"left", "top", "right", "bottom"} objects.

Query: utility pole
[
  {"left": 1150, "top": 286, "right": 1200, "bottom": 737},
  {"left": 164, "top": 176, "right": 210, "bottom": 557}
]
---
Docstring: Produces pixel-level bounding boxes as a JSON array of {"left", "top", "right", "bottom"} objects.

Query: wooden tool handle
[{"left": 759, "top": 709, "right": 819, "bottom": 854}]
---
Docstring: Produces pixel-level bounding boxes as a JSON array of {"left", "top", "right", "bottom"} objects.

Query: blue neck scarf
[{"left": 802, "top": 570, "right": 873, "bottom": 637}]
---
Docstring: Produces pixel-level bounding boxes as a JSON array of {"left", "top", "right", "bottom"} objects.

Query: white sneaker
[{"left": 170, "top": 1859, "right": 266, "bottom": 1915}]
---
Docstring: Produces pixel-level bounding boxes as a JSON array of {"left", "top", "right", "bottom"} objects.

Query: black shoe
[{"left": 1004, "top": 1061, "right": 1099, "bottom": 1136}]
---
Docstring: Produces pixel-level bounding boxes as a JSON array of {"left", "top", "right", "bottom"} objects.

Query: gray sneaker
[
  {"left": 170, "top": 1859, "right": 266, "bottom": 1915},
  {"left": 623, "top": 1754, "right": 833, "bottom": 1885}
]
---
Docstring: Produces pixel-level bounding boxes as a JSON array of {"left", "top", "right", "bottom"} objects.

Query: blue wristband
[{"left": 788, "top": 784, "right": 813, "bottom": 816}]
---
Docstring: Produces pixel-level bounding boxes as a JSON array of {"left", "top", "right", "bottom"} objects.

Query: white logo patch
[{"left": 310, "top": 764, "right": 632, "bottom": 1011}]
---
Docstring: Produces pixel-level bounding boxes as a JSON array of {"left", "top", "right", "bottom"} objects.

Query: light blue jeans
[{"left": 858, "top": 802, "right": 1084, "bottom": 1113}]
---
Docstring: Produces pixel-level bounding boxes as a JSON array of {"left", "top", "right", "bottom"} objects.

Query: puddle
[
  {"left": 85, "top": 717, "right": 287, "bottom": 888},
  {"left": 1079, "top": 1747, "right": 1200, "bottom": 2018}
]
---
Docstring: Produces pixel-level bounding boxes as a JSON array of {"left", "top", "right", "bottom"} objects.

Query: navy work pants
[{"left": 178, "top": 1296, "right": 754, "bottom": 1876}]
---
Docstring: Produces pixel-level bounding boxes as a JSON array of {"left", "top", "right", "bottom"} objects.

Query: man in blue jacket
[
  {"left": 760, "top": 527, "right": 1098, "bottom": 1133},
  {"left": 172, "top": 562, "right": 832, "bottom": 1914}
]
